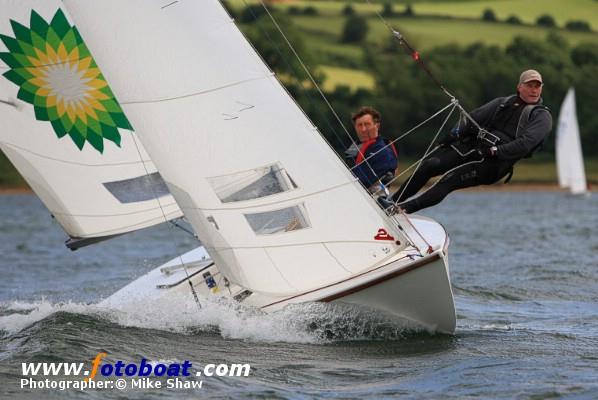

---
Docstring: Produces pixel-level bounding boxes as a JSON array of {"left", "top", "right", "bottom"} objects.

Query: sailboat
[
  {"left": 0, "top": 1, "right": 456, "bottom": 333},
  {"left": 556, "top": 88, "right": 588, "bottom": 195}
]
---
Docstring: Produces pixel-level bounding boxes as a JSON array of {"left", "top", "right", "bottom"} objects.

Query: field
[
  {"left": 293, "top": 14, "right": 597, "bottom": 67},
  {"left": 319, "top": 65, "right": 375, "bottom": 91},
  {"left": 407, "top": 0, "right": 598, "bottom": 29},
  {"left": 395, "top": 157, "right": 598, "bottom": 185},
  {"left": 232, "top": 1, "right": 598, "bottom": 89},
  {"left": 231, "top": 0, "right": 598, "bottom": 29},
  {"left": 502, "top": 158, "right": 598, "bottom": 185},
  {"left": 2, "top": 0, "right": 597, "bottom": 188}
]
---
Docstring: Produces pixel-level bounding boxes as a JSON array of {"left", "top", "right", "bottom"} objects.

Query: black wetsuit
[{"left": 392, "top": 95, "right": 552, "bottom": 213}]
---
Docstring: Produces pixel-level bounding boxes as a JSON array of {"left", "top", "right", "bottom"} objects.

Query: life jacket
[
  {"left": 486, "top": 95, "right": 550, "bottom": 158},
  {"left": 355, "top": 137, "right": 397, "bottom": 165}
]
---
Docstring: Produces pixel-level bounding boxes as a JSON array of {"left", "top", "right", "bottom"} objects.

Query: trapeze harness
[{"left": 477, "top": 95, "right": 549, "bottom": 183}]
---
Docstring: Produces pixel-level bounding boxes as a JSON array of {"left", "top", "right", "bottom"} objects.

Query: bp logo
[{"left": 0, "top": 9, "right": 132, "bottom": 153}]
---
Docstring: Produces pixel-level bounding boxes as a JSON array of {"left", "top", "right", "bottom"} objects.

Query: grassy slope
[
  {"left": 319, "top": 65, "right": 375, "bottom": 91},
  {"left": 232, "top": 0, "right": 598, "bottom": 29},
  {"left": 510, "top": 158, "right": 598, "bottom": 185},
  {"left": 290, "top": 14, "right": 596, "bottom": 89},
  {"left": 396, "top": 158, "right": 598, "bottom": 185},
  {"left": 245, "top": 1, "right": 597, "bottom": 88},
  {"left": 2, "top": 1, "right": 597, "bottom": 189},
  {"left": 292, "top": 14, "right": 597, "bottom": 52},
  {"left": 367, "top": 17, "right": 598, "bottom": 50},
  {"left": 412, "top": 0, "right": 598, "bottom": 29}
]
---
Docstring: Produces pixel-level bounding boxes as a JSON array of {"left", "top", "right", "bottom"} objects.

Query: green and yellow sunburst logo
[{"left": 0, "top": 9, "right": 132, "bottom": 153}]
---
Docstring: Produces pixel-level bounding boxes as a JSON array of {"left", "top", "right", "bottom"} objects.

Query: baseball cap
[{"left": 519, "top": 69, "right": 543, "bottom": 84}]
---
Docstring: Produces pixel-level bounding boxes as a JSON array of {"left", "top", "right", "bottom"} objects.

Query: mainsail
[
  {"left": 63, "top": 0, "right": 410, "bottom": 295},
  {"left": 0, "top": 2, "right": 183, "bottom": 249},
  {"left": 555, "top": 87, "right": 587, "bottom": 195}
]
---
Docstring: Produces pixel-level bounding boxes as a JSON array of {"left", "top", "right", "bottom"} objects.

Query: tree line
[{"left": 238, "top": 10, "right": 598, "bottom": 159}]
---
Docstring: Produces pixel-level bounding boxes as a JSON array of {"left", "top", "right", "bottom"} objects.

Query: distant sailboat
[{"left": 555, "top": 88, "right": 588, "bottom": 195}]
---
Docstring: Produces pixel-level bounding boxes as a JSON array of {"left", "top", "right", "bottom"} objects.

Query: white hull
[{"left": 103, "top": 215, "right": 456, "bottom": 334}]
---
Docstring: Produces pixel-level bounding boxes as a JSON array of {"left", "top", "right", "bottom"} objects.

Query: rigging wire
[
  {"left": 250, "top": 0, "right": 384, "bottom": 191},
  {"left": 242, "top": 1, "right": 478, "bottom": 257},
  {"left": 129, "top": 134, "right": 202, "bottom": 310},
  {"left": 248, "top": 0, "right": 464, "bottom": 253},
  {"left": 363, "top": 0, "right": 453, "bottom": 99},
  {"left": 170, "top": 218, "right": 198, "bottom": 238},
  {"left": 363, "top": 0, "right": 485, "bottom": 133},
  {"left": 345, "top": 1, "right": 489, "bottom": 252},
  {"left": 238, "top": 1, "right": 349, "bottom": 151},
  {"left": 384, "top": 101, "right": 458, "bottom": 254},
  {"left": 393, "top": 100, "right": 458, "bottom": 203},
  {"left": 359, "top": 0, "right": 495, "bottom": 212},
  {"left": 363, "top": 100, "right": 457, "bottom": 194}
]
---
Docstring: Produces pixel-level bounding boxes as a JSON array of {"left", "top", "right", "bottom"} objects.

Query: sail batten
[
  {"left": 120, "top": 74, "right": 275, "bottom": 105},
  {"left": 172, "top": 181, "right": 356, "bottom": 212},
  {"left": 1, "top": 140, "right": 153, "bottom": 166}
]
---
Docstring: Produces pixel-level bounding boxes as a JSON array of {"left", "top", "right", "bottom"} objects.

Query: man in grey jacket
[{"left": 387, "top": 69, "right": 552, "bottom": 214}]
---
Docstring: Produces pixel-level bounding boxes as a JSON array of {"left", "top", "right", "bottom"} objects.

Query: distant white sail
[
  {"left": 63, "top": 0, "right": 409, "bottom": 295},
  {"left": 0, "top": 2, "right": 182, "bottom": 248},
  {"left": 555, "top": 88, "right": 587, "bottom": 195}
]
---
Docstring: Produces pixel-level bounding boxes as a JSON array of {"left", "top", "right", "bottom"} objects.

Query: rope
[
  {"left": 238, "top": 1, "right": 349, "bottom": 152},
  {"left": 356, "top": 100, "right": 457, "bottom": 179},
  {"left": 356, "top": 0, "right": 496, "bottom": 257},
  {"left": 392, "top": 99, "right": 458, "bottom": 203},
  {"left": 364, "top": 0, "right": 455, "bottom": 100},
  {"left": 244, "top": 1, "right": 470, "bottom": 257},
  {"left": 363, "top": 0, "right": 486, "bottom": 138}
]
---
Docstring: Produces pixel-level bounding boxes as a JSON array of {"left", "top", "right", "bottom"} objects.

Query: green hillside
[
  {"left": 231, "top": 0, "right": 598, "bottom": 30},
  {"left": 232, "top": 0, "right": 597, "bottom": 87},
  {"left": 410, "top": 0, "right": 598, "bottom": 29},
  {"left": 292, "top": 14, "right": 597, "bottom": 65},
  {"left": 2, "top": 0, "right": 598, "bottom": 189}
]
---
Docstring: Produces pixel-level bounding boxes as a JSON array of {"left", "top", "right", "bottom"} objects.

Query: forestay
[
  {"left": 63, "top": 0, "right": 409, "bottom": 295},
  {"left": 556, "top": 88, "right": 587, "bottom": 195},
  {"left": 0, "top": 1, "right": 182, "bottom": 247}
]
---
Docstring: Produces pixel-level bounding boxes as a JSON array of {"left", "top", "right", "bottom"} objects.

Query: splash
[
  {"left": 102, "top": 291, "right": 423, "bottom": 343},
  {"left": 0, "top": 299, "right": 92, "bottom": 335},
  {"left": 0, "top": 295, "right": 419, "bottom": 343}
]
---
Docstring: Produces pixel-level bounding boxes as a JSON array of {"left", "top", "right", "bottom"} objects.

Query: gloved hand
[{"left": 477, "top": 146, "right": 498, "bottom": 158}]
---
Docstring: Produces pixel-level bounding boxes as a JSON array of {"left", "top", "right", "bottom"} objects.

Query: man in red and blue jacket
[{"left": 346, "top": 106, "right": 398, "bottom": 189}]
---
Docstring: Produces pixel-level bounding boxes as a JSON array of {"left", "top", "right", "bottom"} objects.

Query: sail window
[
  {"left": 103, "top": 172, "right": 171, "bottom": 203},
  {"left": 245, "top": 205, "right": 310, "bottom": 235},
  {"left": 208, "top": 164, "right": 297, "bottom": 203}
]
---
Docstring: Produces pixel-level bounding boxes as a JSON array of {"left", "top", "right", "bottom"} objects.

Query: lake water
[{"left": 1, "top": 192, "right": 597, "bottom": 399}]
